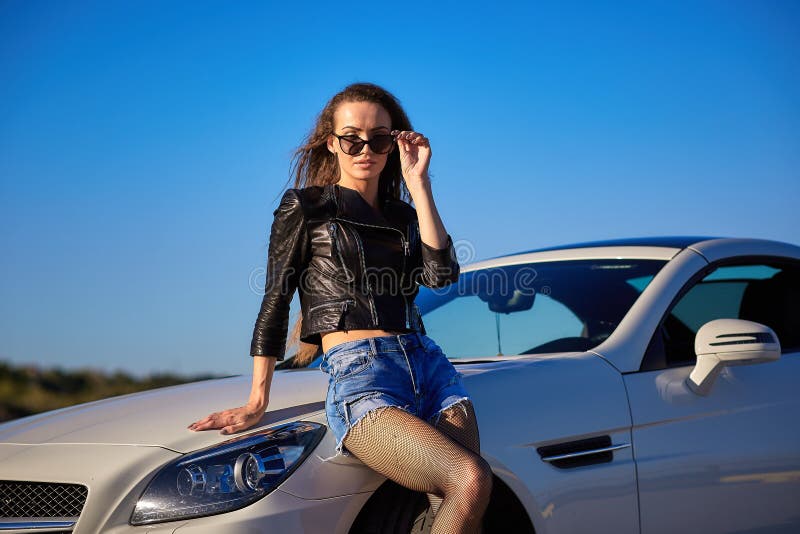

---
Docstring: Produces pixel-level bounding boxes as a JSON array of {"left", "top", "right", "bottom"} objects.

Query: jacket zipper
[
  {"left": 328, "top": 221, "right": 355, "bottom": 282},
  {"left": 308, "top": 297, "right": 355, "bottom": 314},
  {"left": 337, "top": 220, "right": 376, "bottom": 325},
  {"left": 331, "top": 186, "right": 410, "bottom": 251},
  {"left": 402, "top": 223, "right": 413, "bottom": 328},
  {"left": 335, "top": 217, "right": 409, "bottom": 251},
  {"left": 336, "top": 216, "right": 411, "bottom": 328}
]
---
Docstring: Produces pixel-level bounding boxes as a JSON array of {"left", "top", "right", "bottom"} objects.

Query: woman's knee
[
  {"left": 470, "top": 455, "right": 494, "bottom": 500},
  {"left": 448, "top": 452, "right": 493, "bottom": 501}
]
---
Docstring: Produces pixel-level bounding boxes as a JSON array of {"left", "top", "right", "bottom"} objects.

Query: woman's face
[{"left": 327, "top": 100, "right": 393, "bottom": 185}]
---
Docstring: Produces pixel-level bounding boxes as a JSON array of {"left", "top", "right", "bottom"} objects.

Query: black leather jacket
[{"left": 250, "top": 183, "right": 460, "bottom": 360}]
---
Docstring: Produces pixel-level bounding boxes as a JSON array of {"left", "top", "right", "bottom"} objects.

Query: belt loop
[{"left": 368, "top": 336, "right": 377, "bottom": 355}]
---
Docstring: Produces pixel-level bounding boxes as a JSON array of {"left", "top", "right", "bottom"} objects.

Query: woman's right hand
[
  {"left": 187, "top": 401, "right": 267, "bottom": 435},
  {"left": 190, "top": 355, "right": 276, "bottom": 434}
]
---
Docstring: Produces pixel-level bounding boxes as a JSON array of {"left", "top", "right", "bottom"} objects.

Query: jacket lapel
[{"left": 330, "top": 183, "right": 407, "bottom": 232}]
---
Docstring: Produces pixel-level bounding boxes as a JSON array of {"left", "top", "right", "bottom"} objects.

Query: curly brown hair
[{"left": 284, "top": 82, "right": 414, "bottom": 367}]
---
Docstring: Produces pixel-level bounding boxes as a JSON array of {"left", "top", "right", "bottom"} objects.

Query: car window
[
  {"left": 417, "top": 259, "right": 667, "bottom": 358},
  {"left": 647, "top": 262, "right": 800, "bottom": 369},
  {"left": 422, "top": 292, "right": 584, "bottom": 357}
]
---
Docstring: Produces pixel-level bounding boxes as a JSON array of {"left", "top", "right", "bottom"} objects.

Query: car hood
[
  {"left": 0, "top": 352, "right": 586, "bottom": 453},
  {"left": 0, "top": 369, "right": 330, "bottom": 453}
]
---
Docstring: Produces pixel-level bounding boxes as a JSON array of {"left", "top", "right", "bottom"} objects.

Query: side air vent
[{"left": 537, "top": 435, "right": 630, "bottom": 469}]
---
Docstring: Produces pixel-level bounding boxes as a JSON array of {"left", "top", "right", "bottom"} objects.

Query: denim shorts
[{"left": 319, "top": 332, "right": 471, "bottom": 459}]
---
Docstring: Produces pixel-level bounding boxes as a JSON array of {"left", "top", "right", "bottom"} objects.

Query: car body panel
[
  {"left": 463, "top": 352, "right": 639, "bottom": 534},
  {"left": 623, "top": 347, "right": 800, "bottom": 533}
]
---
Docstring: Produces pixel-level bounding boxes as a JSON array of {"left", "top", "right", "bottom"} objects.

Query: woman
[{"left": 189, "top": 82, "right": 492, "bottom": 533}]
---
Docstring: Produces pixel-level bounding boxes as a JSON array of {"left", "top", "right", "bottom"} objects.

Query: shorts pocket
[
  {"left": 342, "top": 391, "right": 384, "bottom": 428},
  {"left": 329, "top": 348, "right": 374, "bottom": 381}
]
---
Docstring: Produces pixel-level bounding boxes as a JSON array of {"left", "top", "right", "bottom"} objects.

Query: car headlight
[{"left": 130, "top": 421, "right": 325, "bottom": 525}]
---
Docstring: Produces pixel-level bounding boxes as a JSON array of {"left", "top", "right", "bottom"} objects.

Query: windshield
[
  {"left": 417, "top": 258, "right": 667, "bottom": 357},
  {"left": 278, "top": 258, "right": 667, "bottom": 368}
]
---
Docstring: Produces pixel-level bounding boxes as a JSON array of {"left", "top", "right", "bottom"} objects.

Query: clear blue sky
[{"left": 1, "top": 0, "right": 798, "bottom": 377}]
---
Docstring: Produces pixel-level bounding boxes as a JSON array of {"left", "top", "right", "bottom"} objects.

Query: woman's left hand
[{"left": 392, "top": 129, "right": 431, "bottom": 188}]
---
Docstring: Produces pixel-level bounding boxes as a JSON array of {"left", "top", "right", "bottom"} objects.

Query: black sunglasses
[{"left": 333, "top": 132, "right": 396, "bottom": 155}]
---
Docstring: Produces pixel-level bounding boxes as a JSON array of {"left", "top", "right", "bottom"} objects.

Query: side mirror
[{"left": 687, "top": 318, "right": 781, "bottom": 396}]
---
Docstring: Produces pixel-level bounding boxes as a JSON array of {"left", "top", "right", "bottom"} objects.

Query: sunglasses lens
[
  {"left": 370, "top": 135, "right": 394, "bottom": 154},
  {"left": 337, "top": 134, "right": 394, "bottom": 155},
  {"left": 347, "top": 144, "right": 364, "bottom": 155},
  {"left": 339, "top": 136, "right": 365, "bottom": 155}
]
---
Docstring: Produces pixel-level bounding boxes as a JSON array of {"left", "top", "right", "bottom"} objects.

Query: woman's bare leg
[{"left": 342, "top": 405, "right": 492, "bottom": 534}]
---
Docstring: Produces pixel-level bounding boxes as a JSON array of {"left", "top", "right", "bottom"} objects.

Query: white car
[{"left": 1, "top": 236, "right": 799, "bottom": 534}]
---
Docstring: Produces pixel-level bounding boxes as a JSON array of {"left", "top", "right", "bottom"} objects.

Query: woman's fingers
[
  {"left": 391, "top": 130, "right": 429, "bottom": 147},
  {"left": 188, "top": 410, "right": 230, "bottom": 431},
  {"left": 188, "top": 413, "right": 218, "bottom": 431},
  {"left": 188, "top": 413, "right": 213, "bottom": 428},
  {"left": 188, "top": 407, "right": 262, "bottom": 434},
  {"left": 221, "top": 419, "right": 253, "bottom": 435},
  {"left": 220, "top": 410, "right": 262, "bottom": 435}
]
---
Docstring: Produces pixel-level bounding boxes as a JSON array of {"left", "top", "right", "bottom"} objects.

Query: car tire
[
  {"left": 350, "top": 475, "right": 535, "bottom": 533},
  {"left": 349, "top": 481, "right": 433, "bottom": 534}
]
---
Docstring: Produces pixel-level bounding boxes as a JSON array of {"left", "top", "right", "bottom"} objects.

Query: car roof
[
  {"left": 492, "top": 235, "right": 722, "bottom": 258},
  {"left": 461, "top": 235, "right": 800, "bottom": 272},
  {"left": 459, "top": 235, "right": 722, "bottom": 271}
]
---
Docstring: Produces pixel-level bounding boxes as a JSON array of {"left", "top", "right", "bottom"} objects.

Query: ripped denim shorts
[{"left": 319, "top": 331, "right": 471, "bottom": 459}]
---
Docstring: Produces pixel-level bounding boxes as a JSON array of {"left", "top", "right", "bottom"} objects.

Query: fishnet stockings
[
  {"left": 426, "top": 399, "right": 483, "bottom": 517},
  {"left": 342, "top": 399, "right": 492, "bottom": 534}
]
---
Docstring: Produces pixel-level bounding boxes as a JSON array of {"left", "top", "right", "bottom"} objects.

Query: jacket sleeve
[
  {"left": 414, "top": 219, "right": 460, "bottom": 289},
  {"left": 250, "top": 189, "right": 308, "bottom": 360}
]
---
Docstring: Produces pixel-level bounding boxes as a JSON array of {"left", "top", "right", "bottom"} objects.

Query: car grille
[{"left": 0, "top": 480, "right": 88, "bottom": 518}]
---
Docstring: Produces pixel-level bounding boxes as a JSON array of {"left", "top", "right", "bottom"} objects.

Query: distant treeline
[{"left": 0, "top": 361, "right": 221, "bottom": 423}]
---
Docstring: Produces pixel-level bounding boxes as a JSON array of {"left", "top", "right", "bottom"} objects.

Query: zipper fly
[{"left": 400, "top": 341, "right": 418, "bottom": 397}]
